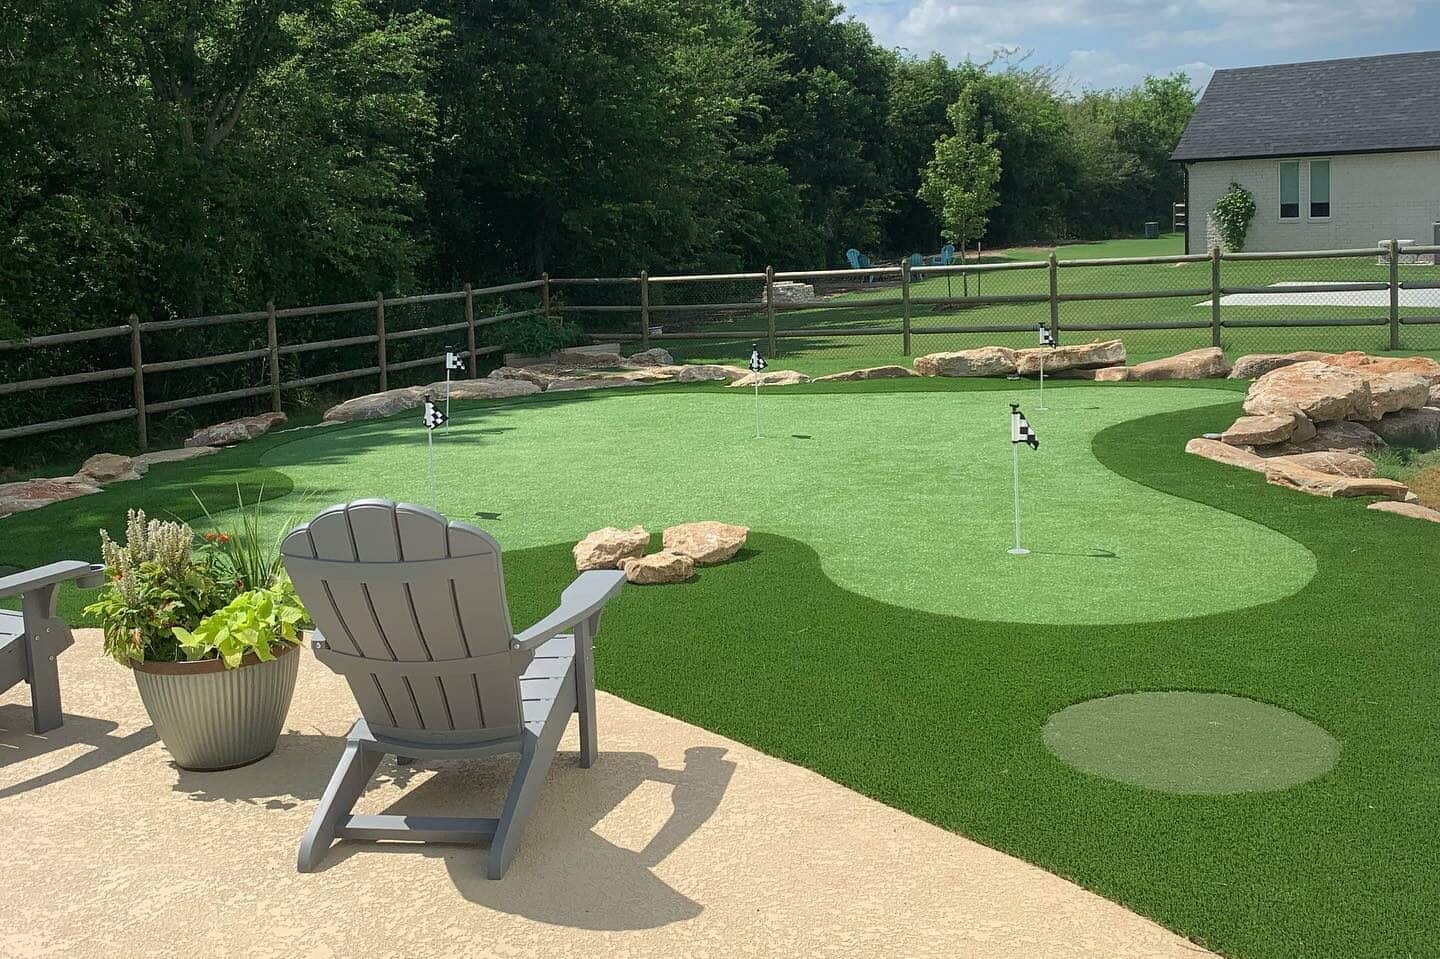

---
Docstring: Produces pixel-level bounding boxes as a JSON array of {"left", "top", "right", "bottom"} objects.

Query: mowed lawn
[
  {"left": 3, "top": 377, "right": 1437, "bottom": 959},
  {"left": 638, "top": 234, "right": 1440, "bottom": 375}
]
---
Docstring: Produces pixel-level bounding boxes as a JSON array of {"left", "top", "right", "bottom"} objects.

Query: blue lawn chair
[{"left": 845, "top": 248, "right": 876, "bottom": 284}]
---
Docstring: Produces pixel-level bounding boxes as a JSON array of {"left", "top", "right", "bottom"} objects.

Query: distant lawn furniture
[
  {"left": 845, "top": 248, "right": 877, "bottom": 284},
  {"left": 0, "top": 561, "right": 106, "bottom": 732},
  {"left": 283, "top": 500, "right": 626, "bottom": 879},
  {"left": 906, "top": 252, "right": 925, "bottom": 280},
  {"left": 926, "top": 243, "right": 956, "bottom": 295}
]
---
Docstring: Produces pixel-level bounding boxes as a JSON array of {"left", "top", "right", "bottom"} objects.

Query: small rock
[
  {"left": 624, "top": 348, "right": 675, "bottom": 367},
  {"left": 729, "top": 370, "right": 812, "bottom": 388},
  {"left": 323, "top": 387, "right": 426, "bottom": 423},
  {"left": 489, "top": 367, "right": 555, "bottom": 389},
  {"left": 1228, "top": 351, "right": 1329, "bottom": 380},
  {"left": 573, "top": 526, "right": 650, "bottom": 571},
  {"left": 1264, "top": 452, "right": 1377, "bottom": 478},
  {"left": 914, "top": 347, "right": 1017, "bottom": 377},
  {"left": 185, "top": 412, "right": 287, "bottom": 448},
  {"left": 1093, "top": 367, "right": 1132, "bottom": 382},
  {"left": 813, "top": 365, "right": 919, "bottom": 382},
  {"left": 1264, "top": 464, "right": 1409, "bottom": 500},
  {"left": 1369, "top": 501, "right": 1440, "bottom": 523},
  {"left": 1221, "top": 414, "right": 1302, "bottom": 446},
  {"left": 675, "top": 364, "right": 748, "bottom": 383},
  {"left": 1184, "top": 438, "right": 1268, "bottom": 473},
  {"left": 553, "top": 349, "right": 630, "bottom": 369},
  {"left": 427, "top": 378, "right": 541, "bottom": 401},
  {"left": 620, "top": 550, "right": 695, "bottom": 585},
  {"left": 1243, "top": 361, "right": 1370, "bottom": 423},
  {"left": 1124, "top": 347, "right": 1231, "bottom": 381},
  {"left": 545, "top": 376, "right": 648, "bottom": 393},
  {"left": 77, "top": 453, "right": 147, "bottom": 485},
  {"left": 662, "top": 521, "right": 749, "bottom": 565},
  {"left": 1369, "top": 407, "right": 1440, "bottom": 449},
  {"left": 1014, "top": 340, "right": 1125, "bottom": 375},
  {"left": 0, "top": 476, "right": 103, "bottom": 515}
]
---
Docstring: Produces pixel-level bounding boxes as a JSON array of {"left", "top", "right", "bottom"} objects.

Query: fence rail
[
  {"left": 6, "top": 241, "right": 1440, "bottom": 451},
  {"left": 0, "top": 278, "right": 548, "bottom": 447}
]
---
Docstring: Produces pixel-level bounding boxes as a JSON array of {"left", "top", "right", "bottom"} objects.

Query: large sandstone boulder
[
  {"left": 1220, "top": 413, "right": 1306, "bottom": 446},
  {"left": 573, "top": 526, "right": 650, "bottom": 571},
  {"left": 1092, "top": 367, "right": 1132, "bottom": 382},
  {"left": 1370, "top": 407, "right": 1440, "bottom": 448},
  {"left": 77, "top": 453, "right": 147, "bottom": 485},
  {"left": 1228, "top": 351, "right": 1328, "bottom": 380},
  {"left": 1430, "top": 385, "right": 1440, "bottom": 406},
  {"left": 1267, "top": 420, "right": 1386, "bottom": 455},
  {"left": 914, "top": 347, "right": 1016, "bottom": 377},
  {"left": 662, "top": 521, "right": 748, "bottom": 565},
  {"left": 1184, "top": 438, "right": 1268, "bottom": 473},
  {"left": 1350, "top": 372, "right": 1430, "bottom": 420},
  {"left": 134, "top": 446, "right": 219, "bottom": 467},
  {"left": 813, "top": 365, "right": 919, "bottom": 382},
  {"left": 1264, "top": 463, "right": 1409, "bottom": 500},
  {"left": 676, "top": 364, "right": 748, "bottom": 383},
  {"left": 545, "top": 375, "right": 647, "bottom": 393},
  {"left": 624, "top": 348, "right": 675, "bottom": 367},
  {"left": 185, "top": 412, "right": 287, "bottom": 448},
  {"left": 1318, "top": 351, "right": 1440, "bottom": 386},
  {"left": 1125, "top": 347, "right": 1231, "bottom": 381},
  {"left": 323, "top": 387, "right": 425, "bottom": 423},
  {"left": 620, "top": 550, "right": 695, "bottom": 585},
  {"left": 428, "top": 378, "right": 541, "bottom": 401},
  {"left": 1264, "top": 451, "right": 1377, "bottom": 478},
  {"left": 489, "top": 366, "right": 555, "bottom": 389},
  {"left": 1014, "top": 340, "right": 1125, "bottom": 375},
  {"left": 729, "top": 370, "right": 812, "bottom": 388},
  {"left": 1243, "top": 362, "right": 1370, "bottom": 423},
  {"left": 553, "top": 349, "right": 629, "bottom": 369},
  {"left": 0, "top": 476, "right": 103, "bottom": 516},
  {"left": 1368, "top": 501, "right": 1440, "bottom": 523}
]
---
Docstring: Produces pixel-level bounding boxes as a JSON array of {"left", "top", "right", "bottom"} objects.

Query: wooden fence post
[
  {"left": 765, "top": 266, "right": 777, "bottom": 358},
  {"left": 1388, "top": 238, "right": 1401, "bottom": 350},
  {"left": 1047, "top": 253, "right": 1060, "bottom": 342},
  {"left": 1211, "top": 246, "right": 1223, "bottom": 349},
  {"left": 375, "top": 292, "right": 387, "bottom": 391},
  {"left": 640, "top": 270, "right": 651, "bottom": 351},
  {"left": 540, "top": 272, "right": 551, "bottom": 320},
  {"left": 128, "top": 312, "right": 147, "bottom": 452},
  {"left": 901, "top": 260, "right": 913, "bottom": 356},
  {"left": 464, "top": 282, "right": 477, "bottom": 377},
  {"left": 266, "top": 301, "right": 281, "bottom": 413}
]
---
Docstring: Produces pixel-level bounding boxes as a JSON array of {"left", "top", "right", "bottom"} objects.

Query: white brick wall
[{"left": 1186, "top": 151, "right": 1440, "bottom": 252}]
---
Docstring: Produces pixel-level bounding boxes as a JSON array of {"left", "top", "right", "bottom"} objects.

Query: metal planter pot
[{"left": 130, "top": 643, "right": 300, "bottom": 771}]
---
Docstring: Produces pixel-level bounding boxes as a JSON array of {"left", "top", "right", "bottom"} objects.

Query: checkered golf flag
[
  {"left": 749, "top": 344, "right": 767, "bottom": 373},
  {"left": 1037, "top": 323, "right": 1056, "bottom": 348},
  {"left": 422, "top": 395, "right": 448, "bottom": 430},
  {"left": 445, "top": 349, "right": 467, "bottom": 372},
  {"left": 1011, "top": 404, "right": 1038, "bottom": 450}
]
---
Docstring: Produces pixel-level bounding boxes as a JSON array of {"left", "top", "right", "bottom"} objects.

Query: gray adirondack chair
[
  {"left": 0, "top": 561, "right": 107, "bottom": 732},
  {"left": 281, "top": 500, "right": 625, "bottom": 878}
]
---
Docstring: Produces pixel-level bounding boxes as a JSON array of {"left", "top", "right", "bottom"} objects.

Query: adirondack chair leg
[
  {"left": 487, "top": 699, "right": 571, "bottom": 879},
  {"left": 22, "top": 590, "right": 65, "bottom": 733},
  {"left": 574, "top": 619, "right": 598, "bottom": 769},
  {"left": 298, "top": 739, "right": 382, "bottom": 872},
  {"left": 27, "top": 646, "right": 63, "bottom": 734}
]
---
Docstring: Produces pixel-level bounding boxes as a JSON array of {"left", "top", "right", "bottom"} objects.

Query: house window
[
  {"left": 1279, "top": 161, "right": 1300, "bottom": 220},
  {"left": 1309, "top": 160, "right": 1330, "bottom": 219}
]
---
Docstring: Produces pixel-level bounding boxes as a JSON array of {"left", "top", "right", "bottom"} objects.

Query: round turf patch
[{"left": 1042, "top": 692, "right": 1339, "bottom": 795}]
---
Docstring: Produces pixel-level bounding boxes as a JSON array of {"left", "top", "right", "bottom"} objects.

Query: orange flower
[
  {"left": 217, "top": 533, "right": 230, "bottom": 544},
  {"left": 204, "top": 532, "right": 217, "bottom": 542}
]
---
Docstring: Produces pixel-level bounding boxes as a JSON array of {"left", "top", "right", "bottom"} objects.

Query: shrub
[
  {"left": 172, "top": 576, "right": 308, "bottom": 669},
  {"left": 1212, "top": 182, "right": 1257, "bottom": 252},
  {"left": 490, "top": 315, "right": 589, "bottom": 356}
]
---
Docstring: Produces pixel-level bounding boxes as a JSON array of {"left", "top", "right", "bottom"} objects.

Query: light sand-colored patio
[{"left": 1, "top": 631, "right": 1213, "bottom": 959}]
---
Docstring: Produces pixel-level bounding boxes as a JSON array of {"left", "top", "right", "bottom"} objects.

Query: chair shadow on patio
[
  {"left": 175, "top": 730, "right": 736, "bottom": 931},
  {"left": 0, "top": 705, "right": 157, "bottom": 800}
]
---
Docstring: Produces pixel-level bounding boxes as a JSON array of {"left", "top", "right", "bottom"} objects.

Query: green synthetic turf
[
  {"left": 1042, "top": 691, "right": 1341, "bottom": 794},
  {"left": 256, "top": 386, "right": 1314, "bottom": 624},
  {"left": 4, "top": 378, "right": 1438, "bottom": 959}
]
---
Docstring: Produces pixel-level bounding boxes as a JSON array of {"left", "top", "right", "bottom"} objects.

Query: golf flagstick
[
  {"left": 422, "top": 394, "right": 448, "bottom": 509},
  {"left": 1009, "top": 403, "right": 1039, "bottom": 556},
  {"left": 1038, "top": 354, "right": 1046, "bottom": 411},
  {"left": 748, "top": 342, "right": 767, "bottom": 438},
  {"left": 443, "top": 348, "right": 467, "bottom": 429},
  {"left": 1036, "top": 323, "right": 1057, "bottom": 411}
]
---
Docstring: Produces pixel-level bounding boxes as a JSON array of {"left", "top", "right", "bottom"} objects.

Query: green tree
[{"left": 918, "top": 89, "right": 1001, "bottom": 247}]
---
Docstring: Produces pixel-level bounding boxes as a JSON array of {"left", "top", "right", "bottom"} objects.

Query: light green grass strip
[{"left": 260, "top": 386, "right": 1314, "bottom": 624}]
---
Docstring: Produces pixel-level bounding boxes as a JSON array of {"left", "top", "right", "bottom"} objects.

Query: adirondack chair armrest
[
  {"left": 511, "top": 570, "right": 625, "bottom": 651},
  {"left": 0, "top": 561, "right": 106, "bottom": 600}
]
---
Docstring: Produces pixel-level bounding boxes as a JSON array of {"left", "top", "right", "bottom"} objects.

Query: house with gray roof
[{"left": 1172, "top": 50, "right": 1440, "bottom": 254}]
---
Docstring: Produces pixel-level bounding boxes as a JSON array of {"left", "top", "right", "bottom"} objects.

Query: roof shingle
[{"left": 1171, "top": 50, "right": 1440, "bottom": 162}]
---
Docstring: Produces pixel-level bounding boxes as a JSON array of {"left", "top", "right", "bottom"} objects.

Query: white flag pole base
[
  {"left": 1009, "top": 438, "right": 1025, "bottom": 555},
  {"left": 1008, "top": 547, "right": 1031, "bottom": 556}
]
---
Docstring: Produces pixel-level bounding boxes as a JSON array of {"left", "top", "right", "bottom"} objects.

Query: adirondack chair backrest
[
  {"left": 907, "top": 252, "right": 924, "bottom": 268},
  {"left": 281, "top": 500, "right": 524, "bottom": 738},
  {"left": 845, "top": 248, "right": 862, "bottom": 269},
  {"left": 938, "top": 243, "right": 955, "bottom": 265},
  {"left": 858, "top": 253, "right": 873, "bottom": 268}
]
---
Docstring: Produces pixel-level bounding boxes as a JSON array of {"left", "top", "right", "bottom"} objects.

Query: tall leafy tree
[{"left": 917, "top": 88, "right": 1001, "bottom": 247}]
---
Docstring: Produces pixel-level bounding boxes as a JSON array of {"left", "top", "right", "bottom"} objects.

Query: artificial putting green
[
  {"left": 4, "top": 377, "right": 1438, "bottom": 959},
  {"left": 257, "top": 385, "right": 1314, "bottom": 625}
]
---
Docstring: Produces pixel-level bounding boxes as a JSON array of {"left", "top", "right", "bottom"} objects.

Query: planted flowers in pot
[{"left": 85, "top": 504, "right": 308, "bottom": 771}]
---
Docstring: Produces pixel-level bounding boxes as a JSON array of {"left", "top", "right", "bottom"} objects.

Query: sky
[{"left": 845, "top": 0, "right": 1440, "bottom": 92}]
